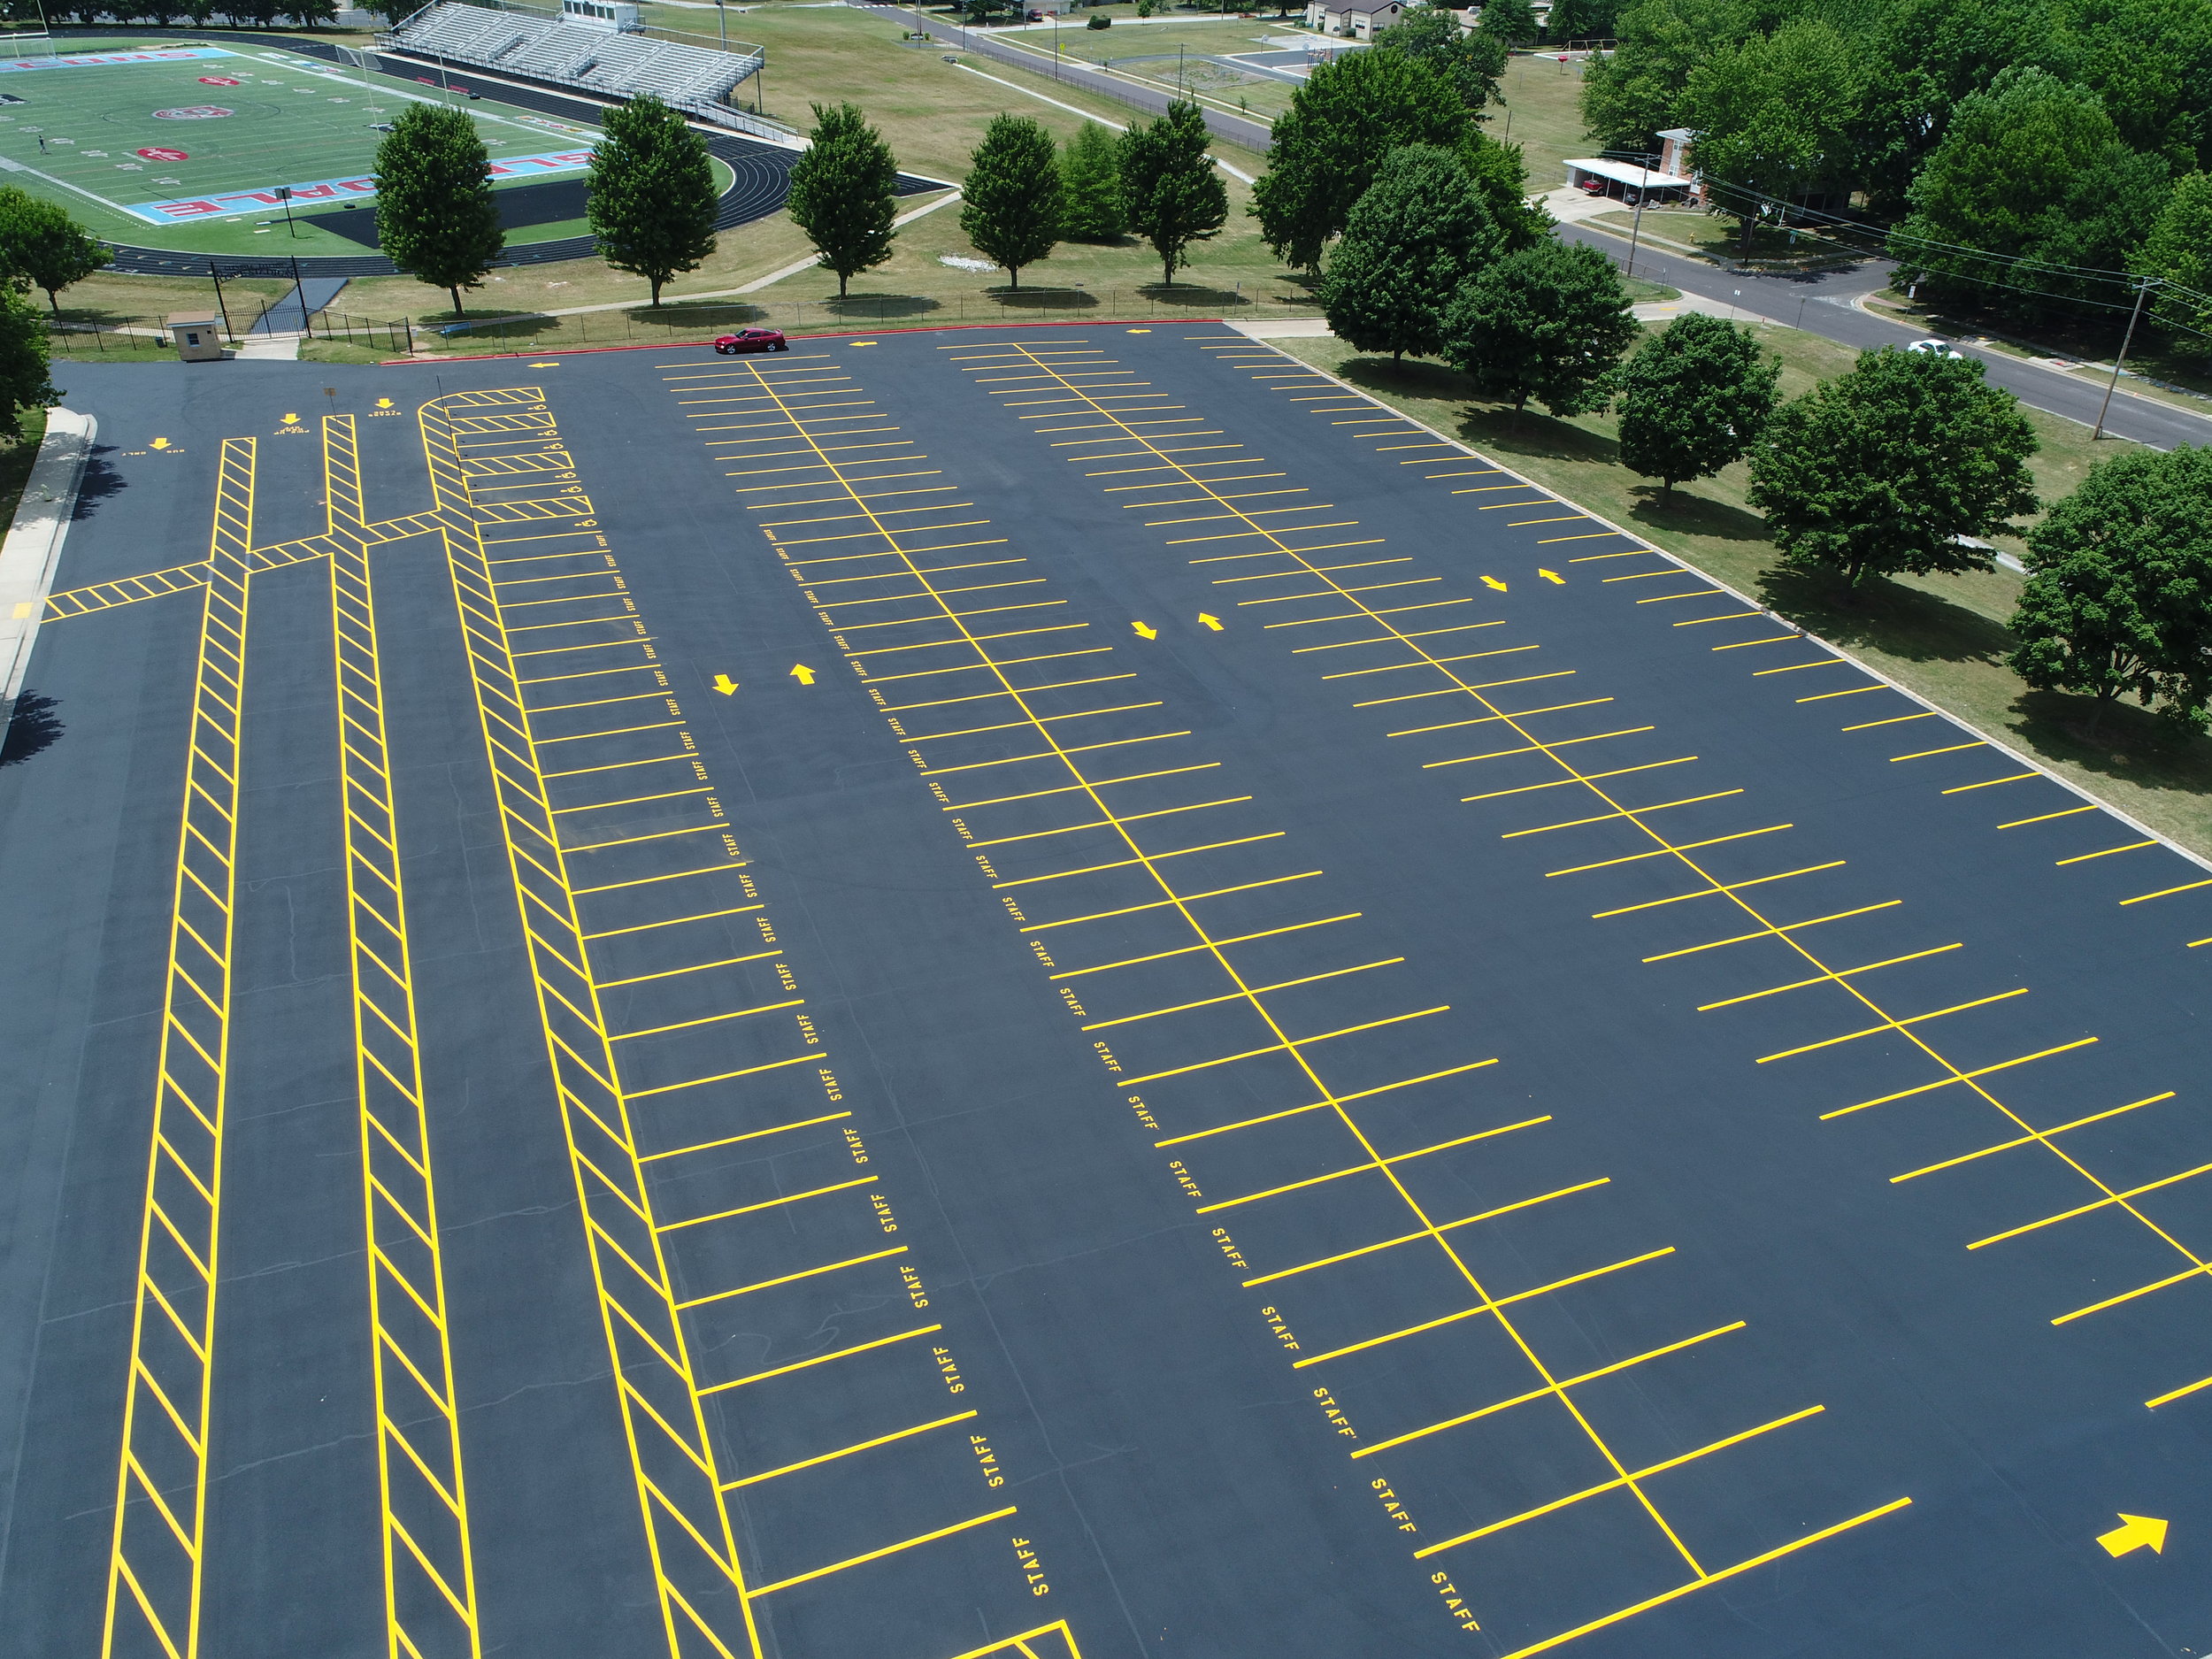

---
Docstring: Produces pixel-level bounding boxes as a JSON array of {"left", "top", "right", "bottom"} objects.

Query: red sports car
[{"left": 714, "top": 328, "right": 788, "bottom": 354}]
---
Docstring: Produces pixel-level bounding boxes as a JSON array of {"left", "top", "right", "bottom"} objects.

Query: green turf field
[{"left": 0, "top": 38, "right": 641, "bottom": 256}]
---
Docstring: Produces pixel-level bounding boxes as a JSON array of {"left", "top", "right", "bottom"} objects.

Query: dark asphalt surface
[{"left": 1, "top": 330, "right": 2208, "bottom": 1659}]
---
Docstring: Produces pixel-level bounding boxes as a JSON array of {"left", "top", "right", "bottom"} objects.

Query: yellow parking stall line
[
  {"left": 1195, "top": 1116, "right": 1538, "bottom": 1215},
  {"left": 1417, "top": 1406, "right": 1826, "bottom": 1559},
  {"left": 1543, "top": 532, "right": 1635, "bottom": 544},
  {"left": 945, "top": 762, "right": 1220, "bottom": 812},
  {"left": 1339, "top": 1321, "right": 1747, "bottom": 1432},
  {"left": 1493, "top": 1502, "right": 1911, "bottom": 1659},
  {"left": 1424, "top": 726, "right": 1653, "bottom": 766},
  {"left": 567, "top": 822, "right": 729, "bottom": 854},
  {"left": 1325, "top": 645, "right": 1537, "bottom": 681},
  {"left": 724, "top": 1410, "right": 979, "bottom": 1490},
  {"left": 1819, "top": 1039, "right": 2098, "bottom": 1119},
  {"left": 1550, "top": 826, "right": 1793, "bottom": 879},
  {"left": 1969, "top": 1159, "right": 2212, "bottom": 1250},
  {"left": 747, "top": 1506, "right": 1019, "bottom": 1600},
  {"left": 1755, "top": 988, "right": 2029, "bottom": 1064},
  {"left": 1891, "top": 741, "right": 1984, "bottom": 763},
  {"left": 1053, "top": 909, "right": 1352, "bottom": 975},
  {"left": 657, "top": 1175, "right": 875, "bottom": 1233},
  {"left": 626, "top": 1053, "right": 820, "bottom": 1099},
  {"left": 1942, "top": 771, "right": 2039, "bottom": 794},
  {"left": 1153, "top": 1061, "right": 1501, "bottom": 1147},
  {"left": 1673, "top": 611, "right": 1765, "bottom": 626},
  {"left": 1120, "top": 1006, "right": 1448, "bottom": 1086},
  {"left": 1714, "top": 635, "right": 1807, "bottom": 653},
  {"left": 611, "top": 998, "right": 803, "bottom": 1041},
  {"left": 1796, "top": 683, "right": 1886, "bottom": 702},
  {"left": 574, "top": 864, "right": 748, "bottom": 895},
  {"left": 543, "top": 752, "right": 694, "bottom": 779},
  {"left": 679, "top": 1246, "right": 909, "bottom": 1310},
  {"left": 1463, "top": 757, "right": 1700, "bottom": 802},
  {"left": 704, "top": 1324, "right": 943, "bottom": 1393},
  {"left": 642, "top": 1110, "right": 853, "bottom": 1164},
  {"left": 1082, "top": 957, "right": 1404, "bottom": 1031},
  {"left": 927, "top": 730, "right": 1190, "bottom": 778},
  {"left": 2055, "top": 1263, "right": 2212, "bottom": 1325},
  {"left": 2056, "top": 841, "right": 2155, "bottom": 865},
  {"left": 864, "top": 648, "right": 1115, "bottom": 688},
  {"left": 1592, "top": 861, "right": 1847, "bottom": 920},
  {"left": 1842, "top": 712, "right": 1938, "bottom": 732},
  {"left": 1241, "top": 1184, "right": 1621, "bottom": 1288},
  {"left": 964, "top": 795, "right": 1254, "bottom": 849},
  {"left": 1509, "top": 516, "right": 1591, "bottom": 527},
  {"left": 539, "top": 718, "right": 685, "bottom": 743},
  {"left": 1697, "top": 943, "right": 1960, "bottom": 1010},
  {"left": 1891, "top": 1094, "right": 2176, "bottom": 1184},
  {"left": 2121, "top": 877, "right": 2212, "bottom": 905},
  {"left": 1636, "top": 588, "right": 1723, "bottom": 603},
  {"left": 1999, "top": 804, "right": 2099, "bottom": 829},
  {"left": 1294, "top": 621, "right": 1508, "bottom": 654}
]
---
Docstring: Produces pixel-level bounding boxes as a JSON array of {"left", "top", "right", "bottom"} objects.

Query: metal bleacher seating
[{"left": 381, "top": 2, "right": 763, "bottom": 117}]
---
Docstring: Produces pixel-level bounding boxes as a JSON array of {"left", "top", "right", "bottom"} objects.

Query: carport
[{"left": 1563, "top": 155, "right": 1697, "bottom": 204}]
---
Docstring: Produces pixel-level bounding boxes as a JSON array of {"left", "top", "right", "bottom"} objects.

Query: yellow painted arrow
[
  {"left": 1199, "top": 613, "right": 1224, "bottom": 632},
  {"left": 711, "top": 673, "right": 738, "bottom": 695},
  {"left": 1481, "top": 575, "right": 1509, "bottom": 593},
  {"left": 1540, "top": 568, "right": 1565, "bottom": 585},
  {"left": 150, "top": 436, "right": 171, "bottom": 450},
  {"left": 2098, "top": 1515, "right": 2168, "bottom": 1557},
  {"left": 1133, "top": 620, "right": 1158, "bottom": 640},
  {"left": 789, "top": 664, "right": 817, "bottom": 686}
]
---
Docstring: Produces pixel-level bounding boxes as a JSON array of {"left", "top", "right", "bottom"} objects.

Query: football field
[{"left": 0, "top": 38, "right": 621, "bottom": 257}]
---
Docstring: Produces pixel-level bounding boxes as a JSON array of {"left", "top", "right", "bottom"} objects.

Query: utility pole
[
  {"left": 2093, "top": 277, "right": 2154, "bottom": 441},
  {"left": 716, "top": 0, "right": 726, "bottom": 47},
  {"left": 1624, "top": 154, "right": 1649, "bottom": 280}
]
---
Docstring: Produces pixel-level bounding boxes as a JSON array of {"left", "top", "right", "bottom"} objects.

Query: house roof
[{"left": 1316, "top": 0, "right": 1402, "bottom": 12}]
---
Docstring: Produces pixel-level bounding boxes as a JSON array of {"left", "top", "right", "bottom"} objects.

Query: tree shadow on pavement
[{"left": 0, "top": 691, "right": 62, "bottom": 766}]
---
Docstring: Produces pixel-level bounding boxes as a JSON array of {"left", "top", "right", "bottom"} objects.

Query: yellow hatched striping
[
  {"left": 325, "top": 416, "right": 483, "bottom": 1659},
  {"left": 46, "top": 516, "right": 458, "bottom": 622},
  {"left": 101, "top": 438, "right": 256, "bottom": 1659},
  {"left": 422, "top": 392, "right": 764, "bottom": 1659}
]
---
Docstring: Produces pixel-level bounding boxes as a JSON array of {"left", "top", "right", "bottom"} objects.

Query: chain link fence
[{"left": 45, "top": 289, "right": 1325, "bottom": 358}]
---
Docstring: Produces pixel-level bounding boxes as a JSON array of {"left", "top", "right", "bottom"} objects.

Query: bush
[{"left": 1088, "top": 11, "right": 1110, "bottom": 23}]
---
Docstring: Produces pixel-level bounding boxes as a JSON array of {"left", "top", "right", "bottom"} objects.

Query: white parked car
[{"left": 1907, "top": 338, "right": 1965, "bottom": 358}]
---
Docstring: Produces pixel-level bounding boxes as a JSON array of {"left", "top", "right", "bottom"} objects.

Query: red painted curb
[{"left": 376, "top": 314, "right": 1235, "bottom": 364}]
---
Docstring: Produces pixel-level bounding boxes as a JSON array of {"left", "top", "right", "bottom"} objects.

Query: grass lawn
[
  {"left": 1587, "top": 204, "right": 1860, "bottom": 265},
  {"left": 0, "top": 404, "right": 49, "bottom": 533},
  {"left": 1270, "top": 329, "right": 2212, "bottom": 858},
  {"left": 1494, "top": 49, "right": 1590, "bottom": 194}
]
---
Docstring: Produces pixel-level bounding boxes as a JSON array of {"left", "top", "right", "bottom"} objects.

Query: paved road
[
  {"left": 4, "top": 328, "right": 2210, "bottom": 1659},
  {"left": 1562, "top": 222, "right": 2212, "bottom": 451},
  {"left": 863, "top": 1, "right": 1275, "bottom": 150}
]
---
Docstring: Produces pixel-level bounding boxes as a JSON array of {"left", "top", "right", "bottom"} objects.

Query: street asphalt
[{"left": 0, "top": 328, "right": 2207, "bottom": 1659}]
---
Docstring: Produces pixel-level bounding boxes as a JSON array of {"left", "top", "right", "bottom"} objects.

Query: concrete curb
[{"left": 0, "top": 408, "right": 96, "bottom": 728}]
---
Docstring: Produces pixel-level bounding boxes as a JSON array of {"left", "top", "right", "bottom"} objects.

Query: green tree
[
  {"left": 1578, "top": 0, "right": 1747, "bottom": 154},
  {"left": 1615, "top": 311, "right": 1779, "bottom": 494},
  {"left": 1747, "top": 346, "right": 2039, "bottom": 588},
  {"left": 586, "top": 95, "right": 718, "bottom": 309},
  {"left": 1889, "top": 66, "right": 2171, "bottom": 320},
  {"left": 1251, "top": 48, "right": 1467, "bottom": 271},
  {"left": 1320, "top": 145, "right": 1498, "bottom": 360},
  {"left": 1118, "top": 100, "right": 1228, "bottom": 285},
  {"left": 1850, "top": 0, "right": 2062, "bottom": 211},
  {"left": 1375, "top": 6, "right": 1508, "bottom": 117},
  {"left": 2052, "top": 0, "right": 2212, "bottom": 174},
  {"left": 961, "top": 114, "right": 1063, "bottom": 288},
  {"left": 1060, "top": 121, "right": 1125, "bottom": 241},
  {"left": 372, "top": 103, "right": 504, "bottom": 318},
  {"left": 1440, "top": 238, "right": 1639, "bottom": 425},
  {"left": 2008, "top": 446, "right": 2212, "bottom": 733},
  {"left": 0, "top": 188, "right": 110, "bottom": 314},
  {"left": 0, "top": 284, "right": 58, "bottom": 434},
  {"left": 786, "top": 102, "right": 898, "bottom": 299},
  {"left": 2134, "top": 171, "right": 2212, "bottom": 355},
  {"left": 1682, "top": 20, "right": 1860, "bottom": 253},
  {"left": 1546, "top": 0, "right": 1619, "bottom": 45},
  {"left": 1476, "top": 0, "right": 1540, "bottom": 44},
  {"left": 1460, "top": 131, "right": 1553, "bottom": 251}
]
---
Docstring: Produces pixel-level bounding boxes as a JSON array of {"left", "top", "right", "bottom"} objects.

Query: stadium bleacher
[{"left": 381, "top": 2, "right": 764, "bottom": 118}]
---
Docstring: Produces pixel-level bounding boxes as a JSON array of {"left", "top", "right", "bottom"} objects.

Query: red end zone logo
[
  {"left": 137, "top": 147, "right": 188, "bottom": 162},
  {"left": 152, "top": 105, "right": 233, "bottom": 120},
  {"left": 196, "top": 75, "right": 241, "bottom": 86}
]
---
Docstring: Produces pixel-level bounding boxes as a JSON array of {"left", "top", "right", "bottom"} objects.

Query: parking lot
[{"left": 1, "top": 325, "right": 2208, "bottom": 1659}]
